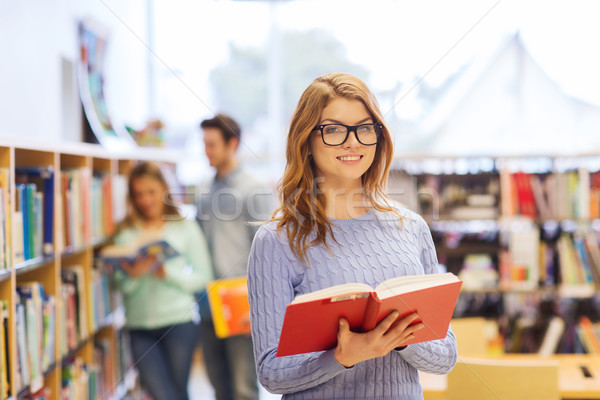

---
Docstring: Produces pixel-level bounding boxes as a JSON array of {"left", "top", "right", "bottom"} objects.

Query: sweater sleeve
[
  {"left": 247, "top": 226, "right": 348, "bottom": 394},
  {"left": 398, "top": 216, "right": 458, "bottom": 374},
  {"left": 163, "top": 220, "right": 214, "bottom": 293}
]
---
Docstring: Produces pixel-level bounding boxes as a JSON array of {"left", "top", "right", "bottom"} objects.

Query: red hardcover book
[
  {"left": 276, "top": 273, "right": 462, "bottom": 357},
  {"left": 103, "top": 175, "right": 114, "bottom": 236},
  {"left": 513, "top": 172, "right": 537, "bottom": 218}
]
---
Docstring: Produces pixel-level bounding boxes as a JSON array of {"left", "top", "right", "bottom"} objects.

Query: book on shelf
[
  {"left": 99, "top": 236, "right": 179, "bottom": 274},
  {"left": 513, "top": 172, "right": 537, "bottom": 218},
  {"left": 91, "top": 173, "right": 115, "bottom": 242},
  {"left": 276, "top": 272, "right": 462, "bottom": 357},
  {"left": 94, "top": 338, "right": 113, "bottom": 397},
  {"left": 576, "top": 316, "right": 600, "bottom": 354},
  {"left": 591, "top": 171, "right": 600, "bottom": 219},
  {"left": 90, "top": 269, "right": 111, "bottom": 331},
  {"left": 0, "top": 188, "right": 6, "bottom": 271},
  {"left": 60, "top": 277, "right": 78, "bottom": 351},
  {"left": 15, "top": 302, "right": 29, "bottom": 390},
  {"left": 41, "top": 296, "right": 56, "bottom": 371},
  {"left": 0, "top": 167, "right": 11, "bottom": 270},
  {"left": 61, "top": 266, "right": 88, "bottom": 343},
  {"left": 15, "top": 166, "right": 54, "bottom": 256},
  {"left": 207, "top": 277, "right": 251, "bottom": 339},
  {"left": 61, "top": 168, "right": 91, "bottom": 251},
  {"left": 499, "top": 228, "right": 540, "bottom": 290},
  {"left": 62, "top": 357, "right": 89, "bottom": 400},
  {"left": 111, "top": 174, "right": 128, "bottom": 226},
  {"left": 0, "top": 301, "right": 9, "bottom": 399},
  {"left": 15, "top": 184, "right": 36, "bottom": 261},
  {"left": 538, "top": 316, "right": 565, "bottom": 356},
  {"left": 16, "top": 281, "right": 55, "bottom": 393},
  {"left": 557, "top": 233, "right": 595, "bottom": 297}
]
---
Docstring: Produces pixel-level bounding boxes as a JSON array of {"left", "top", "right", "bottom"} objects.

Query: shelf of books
[
  {"left": 390, "top": 154, "right": 600, "bottom": 355},
  {"left": 0, "top": 139, "right": 177, "bottom": 399}
]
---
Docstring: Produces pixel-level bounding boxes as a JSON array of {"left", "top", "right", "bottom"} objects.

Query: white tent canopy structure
[{"left": 404, "top": 32, "right": 600, "bottom": 157}]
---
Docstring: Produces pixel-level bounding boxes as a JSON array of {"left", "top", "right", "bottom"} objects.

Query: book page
[
  {"left": 100, "top": 228, "right": 164, "bottom": 258},
  {"left": 291, "top": 283, "right": 373, "bottom": 304},
  {"left": 375, "top": 272, "right": 459, "bottom": 299},
  {"left": 99, "top": 244, "right": 137, "bottom": 258}
]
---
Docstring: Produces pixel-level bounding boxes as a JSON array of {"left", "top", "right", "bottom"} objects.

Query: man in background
[{"left": 196, "top": 113, "right": 272, "bottom": 400}]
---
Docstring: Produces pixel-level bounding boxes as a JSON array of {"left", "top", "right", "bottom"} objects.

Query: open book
[
  {"left": 99, "top": 237, "right": 179, "bottom": 274},
  {"left": 276, "top": 272, "right": 462, "bottom": 357}
]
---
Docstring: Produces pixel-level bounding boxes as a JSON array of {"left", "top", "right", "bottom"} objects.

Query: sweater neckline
[{"left": 328, "top": 208, "right": 376, "bottom": 224}]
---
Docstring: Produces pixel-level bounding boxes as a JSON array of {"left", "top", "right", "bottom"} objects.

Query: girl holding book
[
  {"left": 247, "top": 73, "right": 457, "bottom": 399},
  {"left": 112, "top": 162, "right": 213, "bottom": 400}
]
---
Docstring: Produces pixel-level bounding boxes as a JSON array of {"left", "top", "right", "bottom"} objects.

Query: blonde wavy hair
[{"left": 274, "top": 72, "right": 401, "bottom": 264}]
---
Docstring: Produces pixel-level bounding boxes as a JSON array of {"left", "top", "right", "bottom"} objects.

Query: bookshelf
[
  {"left": 389, "top": 154, "right": 600, "bottom": 354},
  {"left": 0, "top": 139, "right": 178, "bottom": 399}
]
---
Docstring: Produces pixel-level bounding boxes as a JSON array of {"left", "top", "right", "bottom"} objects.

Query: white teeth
[{"left": 339, "top": 156, "right": 361, "bottom": 161}]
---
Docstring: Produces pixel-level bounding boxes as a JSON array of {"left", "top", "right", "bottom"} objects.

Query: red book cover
[
  {"left": 276, "top": 273, "right": 462, "bottom": 357},
  {"left": 513, "top": 172, "right": 537, "bottom": 218}
]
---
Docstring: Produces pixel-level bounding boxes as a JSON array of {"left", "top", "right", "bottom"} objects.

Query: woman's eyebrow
[{"left": 320, "top": 117, "right": 373, "bottom": 124}]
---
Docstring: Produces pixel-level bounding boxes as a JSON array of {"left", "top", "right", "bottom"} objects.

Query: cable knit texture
[{"left": 247, "top": 207, "right": 457, "bottom": 400}]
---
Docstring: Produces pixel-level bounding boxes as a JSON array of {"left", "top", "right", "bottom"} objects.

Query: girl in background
[{"left": 112, "top": 162, "right": 213, "bottom": 400}]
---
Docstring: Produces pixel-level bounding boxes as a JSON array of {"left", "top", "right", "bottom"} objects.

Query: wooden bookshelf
[{"left": 0, "top": 139, "right": 177, "bottom": 399}]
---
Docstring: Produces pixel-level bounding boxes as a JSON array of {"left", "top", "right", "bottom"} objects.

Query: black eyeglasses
[{"left": 313, "top": 123, "right": 382, "bottom": 146}]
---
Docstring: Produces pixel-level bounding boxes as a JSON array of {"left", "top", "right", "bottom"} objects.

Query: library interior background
[{"left": 2, "top": 0, "right": 600, "bottom": 399}]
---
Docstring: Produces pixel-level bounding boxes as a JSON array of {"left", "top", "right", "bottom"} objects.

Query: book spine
[
  {"left": 26, "top": 184, "right": 36, "bottom": 260},
  {"left": 361, "top": 292, "right": 381, "bottom": 332},
  {"left": 34, "top": 192, "right": 43, "bottom": 258},
  {"left": 18, "top": 184, "right": 29, "bottom": 261},
  {"left": 43, "top": 172, "right": 54, "bottom": 254}
]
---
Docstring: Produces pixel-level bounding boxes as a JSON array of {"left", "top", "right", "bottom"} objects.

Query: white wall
[{"left": 0, "top": 0, "right": 149, "bottom": 143}]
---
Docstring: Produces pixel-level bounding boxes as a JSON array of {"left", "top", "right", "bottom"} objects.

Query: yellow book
[
  {"left": 0, "top": 301, "right": 8, "bottom": 398},
  {"left": 0, "top": 169, "right": 11, "bottom": 269},
  {"left": 207, "top": 277, "right": 251, "bottom": 339}
]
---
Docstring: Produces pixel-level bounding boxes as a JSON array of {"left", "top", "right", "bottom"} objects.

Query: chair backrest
[
  {"left": 451, "top": 317, "right": 497, "bottom": 356},
  {"left": 447, "top": 357, "right": 560, "bottom": 400}
]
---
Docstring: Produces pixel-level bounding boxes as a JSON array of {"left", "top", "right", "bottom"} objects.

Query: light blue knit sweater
[{"left": 247, "top": 208, "right": 457, "bottom": 400}]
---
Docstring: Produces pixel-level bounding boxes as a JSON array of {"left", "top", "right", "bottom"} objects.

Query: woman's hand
[
  {"left": 334, "top": 311, "right": 424, "bottom": 368},
  {"left": 152, "top": 265, "right": 167, "bottom": 279},
  {"left": 120, "top": 255, "right": 159, "bottom": 279}
]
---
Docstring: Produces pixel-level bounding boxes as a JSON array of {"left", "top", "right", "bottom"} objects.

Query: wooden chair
[
  {"left": 450, "top": 317, "right": 500, "bottom": 356},
  {"left": 446, "top": 357, "right": 560, "bottom": 400}
]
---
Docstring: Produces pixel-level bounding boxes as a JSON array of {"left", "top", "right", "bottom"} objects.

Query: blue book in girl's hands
[{"left": 100, "top": 239, "right": 180, "bottom": 274}]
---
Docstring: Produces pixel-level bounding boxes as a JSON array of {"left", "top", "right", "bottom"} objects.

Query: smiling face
[{"left": 309, "top": 97, "right": 377, "bottom": 190}]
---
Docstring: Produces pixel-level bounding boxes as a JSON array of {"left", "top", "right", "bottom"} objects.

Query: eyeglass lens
[{"left": 321, "top": 124, "right": 378, "bottom": 145}]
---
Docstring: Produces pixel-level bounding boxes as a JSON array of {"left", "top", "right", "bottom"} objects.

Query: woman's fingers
[
  {"left": 381, "top": 313, "right": 423, "bottom": 348},
  {"left": 334, "top": 312, "right": 425, "bottom": 367},
  {"left": 374, "top": 311, "right": 401, "bottom": 335}
]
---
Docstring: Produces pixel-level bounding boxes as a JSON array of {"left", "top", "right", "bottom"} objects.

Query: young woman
[
  {"left": 112, "top": 162, "right": 213, "bottom": 400},
  {"left": 247, "top": 73, "right": 457, "bottom": 399}
]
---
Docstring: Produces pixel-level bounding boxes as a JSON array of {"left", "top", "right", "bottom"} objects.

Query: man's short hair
[{"left": 200, "top": 113, "right": 241, "bottom": 143}]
